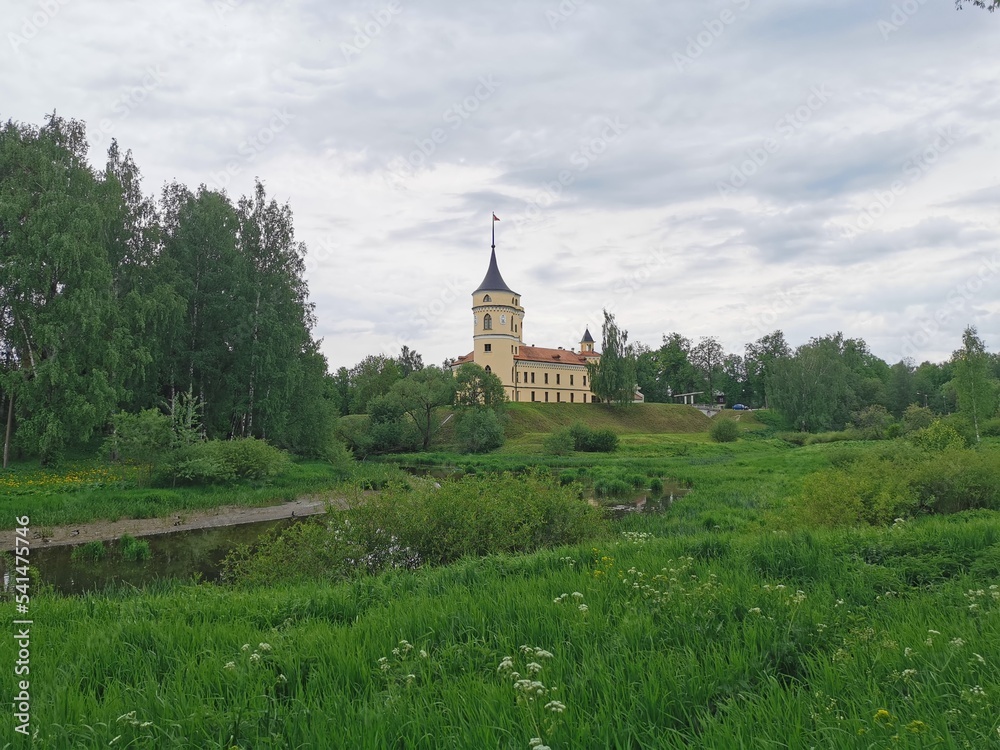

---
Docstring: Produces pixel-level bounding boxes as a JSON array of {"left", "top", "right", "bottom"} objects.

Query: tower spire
[{"left": 492, "top": 212, "right": 499, "bottom": 250}]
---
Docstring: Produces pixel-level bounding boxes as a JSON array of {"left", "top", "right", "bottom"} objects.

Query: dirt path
[{"left": 0, "top": 495, "right": 347, "bottom": 551}]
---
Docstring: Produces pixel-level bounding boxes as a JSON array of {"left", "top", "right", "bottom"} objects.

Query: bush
[
  {"left": 910, "top": 448, "right": 1000, "bottom": 514},
  {"left": 558, "top": 469, "right": 578, "bottom": 486},
  {"left": 222, "top": 520, "right": 359, "bottom": 586},
  {"left": 709, "top": 418, "right": 740, "bottom": 443},
  {"left": 543, "top": 428, "right": 575, "bottom": 456},
  {"left": 455, "top": 409, "right": 505, "bottom": 453},
  {"left": 902, "top": 404, "right": 934, "bottom": 433},
  {"left": 155, "top": 438, "right": 289, "bottom": 486},
  {"left": 345, "top": 470, "right": 604, "bottom": 566},
  {"left": 910, "top": 420, "right": 967, "bottom": 452},
  {"left": 979, "top": 417, "right": 1000, "bottom": 438},
  {"left": 568, "top": 422, "right": 619, "bottom": 452},
  {"left": 71, "top": 541, "right": 107, "bottom": 563},
  {"left": 797, "top": 455, "right": 918, "bottom": 527},
  {"left": 648, "top": 477, "right": 664, "bottom": 497},
  {"left": 119, "top": 534, "right": 151, "bottom": 562}
]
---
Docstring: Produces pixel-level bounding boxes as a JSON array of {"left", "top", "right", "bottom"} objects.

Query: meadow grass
[
  {"left": 4, "top": 509, "right": 1000, "bottom": 748},
  {"left": 0, "top": 458, "right": 373, "bottom": 530}
]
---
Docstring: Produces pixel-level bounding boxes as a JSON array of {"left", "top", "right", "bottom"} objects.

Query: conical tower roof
[
  {"left": 474, "top": 248, "right": 517, "bottom": 294},
  {"left": 581, "top": 327, "right": 595, "bottom": 343}
]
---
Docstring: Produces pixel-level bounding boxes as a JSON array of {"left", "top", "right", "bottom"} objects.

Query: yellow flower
[{"left": 874, "top": 708, "right": 893, "bottom": 724}]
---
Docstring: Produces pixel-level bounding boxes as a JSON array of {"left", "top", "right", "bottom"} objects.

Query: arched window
[
  {"left": 483, "top": 294, "right": 492, "bottom": 303},
  {"left": 485, "top": 365, "right": 492, "bottom": 373},
  {"left": 483, "top": 314, "right": 492, "bottom": 330}
]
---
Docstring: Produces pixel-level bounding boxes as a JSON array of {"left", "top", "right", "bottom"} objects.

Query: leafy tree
[
  {"left": 745, "top": 331, "right": 790, "bottom": 408},
  {"left": 767, "top": 336, "right": 851, "bottom": 432},
  {"left": 396, "top": 346, "right": 424, "bottom": 377},
  {"left": 390, "top": 366, "right": 456, "bottom": 449},
  {"left": 887, "top": 360, "right": 916, "bottom": 418},
  {"left": 902, "top": 404, "right": 934, "bottom": 433},
  {"left": 348, "top": 355, "right": 403, "bottom": 414},
  {"left": 851, "top": 404, "right": 893, "bottom": 439},
  {"left": 587, "top": 310, "right": 637, "bottom": 405},
  {"left": 454, "top": 363, "right": 506, "bottom": 412},
  {"left": 0, "top": 115, "right": 121, "bottom": 464},
  {"left": 690, "top": 336, "right": 726, "bottom": 402},
  {"left": 952, "top": 325, "right": 998, "bottom": 443},
  {"left": 656, "top": 332, "right": 699, "bottom": 399}
]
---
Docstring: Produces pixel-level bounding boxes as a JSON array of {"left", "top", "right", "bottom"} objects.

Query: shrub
[
  {"left": 568, "top": 422, "right": 619, "bottom": 452},
  {"left": 71, "top": 541, "right": 107, "bottom": 563},
  {"left": 797, "top": 455, "right": 918, "bottom": 527},
  {"left": 455, "top": 409, "right": 505, "bottom": 453},
  {"left": 980, "top": 417, "right": 1000, "bottom": 438},
  {"left": 119, "top": 534, "right": 151, "bottom": 562},
  {"left": 594, "top": 478, "right": 632, "bottom": 498},
  {"left": 709, "top": 418, "right": 740, "bottom": 443},
  {"left": 558, "top": 469, "right": 577, "bottom": 486},
  {"left": 345, "top": 470, "right": 604, "bottom": 566},
  {"left": 910, "top": 448, "right": 1000, "bottom": 514},
  {"left": 543, "top": 428, "right": 575, "bottom": 456},
  {"left": 851, "top": 405, "right": 894, "bottom": 439},
  {"left": 902, "top": 404, "right": 934, "bottom": 433},
  {"left": 648, "top": 477, "right": 664, "bottom": 497},
  {"left": 222, "top": 520, "right": 359, "bottom": 586},
  {"left": 216, "top": 438, "right": 290, "bottom": 480},
  {"left": 910, "top": 420, "right": 967, "bottom": 452}
]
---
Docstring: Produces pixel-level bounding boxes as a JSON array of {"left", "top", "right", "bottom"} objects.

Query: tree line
[{"left": 0, "top": 114, "right": 333, "bottom": 465}]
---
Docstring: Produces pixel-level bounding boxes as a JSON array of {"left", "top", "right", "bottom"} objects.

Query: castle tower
[
  {"left": 472, "top": 247, "right": 524, "bottom": 398},
  {"left": 580, "top": 327, "right": 596, "bottom": 353}
]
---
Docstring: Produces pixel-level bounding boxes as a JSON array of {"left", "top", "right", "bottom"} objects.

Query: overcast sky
[{"left": 4, "top": 0, "right": 998, "bottom": 370}]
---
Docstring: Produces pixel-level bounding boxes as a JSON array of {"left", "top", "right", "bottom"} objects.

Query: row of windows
[
  {"left": 482, "top": 295, "right": 518, "bottom": 305},
  {"left": 520, "top": 372, "right": 586, "bottom": 387},
  {"left": 521, "top": 391, "right": 586, "bottom": 403}
]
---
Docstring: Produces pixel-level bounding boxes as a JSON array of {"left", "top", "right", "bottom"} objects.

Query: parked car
[{"left": 731, "top": 403, "right": 749, "bottom": 410}]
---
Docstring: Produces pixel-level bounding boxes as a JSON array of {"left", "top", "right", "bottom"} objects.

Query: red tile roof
[{"left": 450, "top": 347, "right": 600, "bottom": 366}]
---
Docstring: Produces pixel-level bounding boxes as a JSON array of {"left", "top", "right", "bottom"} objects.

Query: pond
[{"left": 1, "top": 517, "right": 310, "bottom": 596}]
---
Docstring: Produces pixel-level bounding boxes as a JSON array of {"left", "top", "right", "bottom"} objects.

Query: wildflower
[
  {"left": 927, "top": 629, "right": 940, "bottom": 635},
  {"left": 749, "top": 607, "right": 762, "bottom": 615},
  {"left": 572, "top": 592, "right": 584, "bottom": 599},
  {"left": 835, "top": 599, "right": 844, "bottom": 607},
  {"left": 972, "top": 652, "right": 986, "bottom": 665},
  {"left": 527, "top": 662, "right": 543, "bottom": 674},
  {"left": 277, "top": 674, "right": 287, "bottom": 683},
  {"left": 241, "top": 644, "right": 251, "bottom": 651},
  {"left": 258, "top": 642, "right": 271, "bottom": 652},
  {"left": 904, "top": 648, "right": 913, "bottom": 657},
  {"left": 578, "top": 604, "right": 589, "bottom": 613},
  {"left": 250, "top": 652, "right": 261, "bottom": 663},
  {"left": 224, "top": 662, "right": 236, "bottom": 670},
  {"left": 950, "top": 638, "right": 966, "bottom": 649},
  {"left": 901, "top": 669, "right": 917, "bottom": 679},
  {"left": 405, "top": 674, "right": 416, "bottom": 684},
  {"left": 419, "top": 649, "right": 428, "bottom": 659},
  {"left": 378, "top": 657, "right": 390, "bottom": 672},
  {"left": 905, "top": 720, "right": 927, "bottom": 734},
  {"left": 534, "top": 649, "right": 554, "bottom": 659},
  {"left": 873, "top": 709, "right": 892, "bottom": 724},
  {"left": 545, "top": 700, "right": 566, "bottom": 713},
  {"left": 139, "top": 722, "right": 153, "bottom": 728}
]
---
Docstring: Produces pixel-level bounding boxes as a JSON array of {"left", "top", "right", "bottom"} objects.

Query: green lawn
[{"left": 3, "top": 434, "right": 1000, "bottom": 747}]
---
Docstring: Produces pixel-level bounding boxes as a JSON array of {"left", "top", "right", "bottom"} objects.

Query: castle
[{"left": 450, "top": 246, "right": 601, "bottom": 404}]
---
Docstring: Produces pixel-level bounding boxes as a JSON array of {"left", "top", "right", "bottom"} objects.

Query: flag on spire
[{"left": 493, "top": 213, "right": 500, "bottom": 222}]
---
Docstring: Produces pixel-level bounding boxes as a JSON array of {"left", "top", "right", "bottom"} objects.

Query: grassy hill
[{"left": 503, "top": 402, "right": 710, "bottom": 438}]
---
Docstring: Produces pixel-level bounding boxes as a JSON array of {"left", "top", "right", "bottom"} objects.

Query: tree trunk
[{"left": 3, "top": 392, "right": 14, "bottom": 469}]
